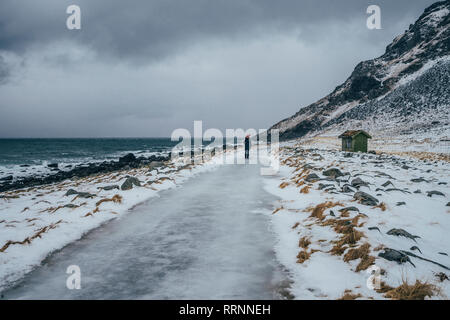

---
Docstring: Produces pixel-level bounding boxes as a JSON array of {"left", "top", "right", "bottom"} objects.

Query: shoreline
[{"left": 0, "top": 151, "right": 226, "bottom": 292}]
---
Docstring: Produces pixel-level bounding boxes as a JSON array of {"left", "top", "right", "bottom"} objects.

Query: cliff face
[{"left": 271, "top": 1, "right": 450, "bottom": 140}]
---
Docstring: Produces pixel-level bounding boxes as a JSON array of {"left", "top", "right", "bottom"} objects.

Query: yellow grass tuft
[
  {"left": 299, "top": 236, "right": 311, "bottom": 249},
  {"left": 296, "top": 250, "right": 311, "bottom": 264},
  {"left": 300, "top": 186, "right": 311, "bottom": 194},
  {"left": 305, "top": 201, "right": 343, "bottom": 221},
  {"left": 338, "top": 290, "right": 362, "bottom": 300},
  {"left": 383, "top": 279, "right": 439, "bottom": 300},
  {"left": 279, "top": 182, "right": 290, "bottom": 189},
  {"left": 95, "top": 194, "right": 123, "bottom": 207},
  {"left": 343, "top": 243, "right": 375, "bottom": 272},
  {"left": 373, "top": 202, "right": 387, "bottom": 211}
]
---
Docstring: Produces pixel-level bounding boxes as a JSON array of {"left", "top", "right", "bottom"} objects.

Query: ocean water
[{"left": 0, "top": 138, "right": 178, "bottom": 180}]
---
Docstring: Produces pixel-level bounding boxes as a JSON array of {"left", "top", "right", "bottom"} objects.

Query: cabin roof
[{"left": 338, "top": 130, "right": 372, "bottom": 139}]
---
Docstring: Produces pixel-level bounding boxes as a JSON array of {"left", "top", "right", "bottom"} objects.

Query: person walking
[{"left": 245, "top": 135, "right": 250, "bottom": 159}]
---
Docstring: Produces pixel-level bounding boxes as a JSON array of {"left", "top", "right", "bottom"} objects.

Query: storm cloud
[{"left": 0, "top": 0, "right": 438, "bottom": 137}]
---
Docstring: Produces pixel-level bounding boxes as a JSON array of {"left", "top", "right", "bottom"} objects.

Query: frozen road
[{"left": 2, "top": 163, "right": 288, "bottom": 299}]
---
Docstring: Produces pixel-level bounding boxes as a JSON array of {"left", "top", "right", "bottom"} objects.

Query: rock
[
  {"left": 411, "top": 178, "right": 428, "bottom": 183},
  {"left": 381, "top": 181, "right": 394, "bottom": 188},
  {"left": 0, "top": 175, "right": 13, "bottom": 181},
  {"left": 438, "top": 252, "right": 448, "bottom": 256},
  {"left": 47, "top": 163, "right": 58, "bottom": 169},
  {"left": 385, "top": 188, "right": 411, "bottom": 194},
  {"left": 447, "top": 202, "right": 450, "bottom": 207},
  {"left": 368, "top": 150, "right": 376, "bottom": 154},
  {"left": 330, "top": 210, "right": 335, "bottom": 217},
  {"left": 76, "top": 192, "right": 96, "bottom": 199},
  {"left": 65, "top": 189, "right": 95, "bottom": 198},
  {"left": 322, "top": 168, "right": 344, "bottom": 178},
  {"left": 121, "top": 176, "right": 141, "bottom": 191},
  {"left": 339, "top": 206, "right": 359, "bottom": 213},
  {"left": 341, "top": 185, "right": 354, "bottom": 193},
  {"left": 353, "top": 191, "right": 379, "bottom": 206},
  {"left": 396, "top": 201, "right": 406, "bottom": 206},
  {"left": 64, "top": 204, "right": 79, "bottom": 209},
  {"left": 427, "top": 190, "right": 445, "bottom": 197},
  {"left": 351, "top": 177, "right": 369, "bottom": 188},
  {"left": 387, "top": 228, "right": 420, "bottom": 241},
  {"left": 438, "top": 182, "right": 447, "bottom": 185},
  {"left": 410, "top": 246, "right": 422, "bottom": 254},
  {"left": 304, "top": 173, "right": 320, "bottom": 182},
  {"left": 368, "top": 226, "right": 381, "bottom": 233},
  {"left": 401, "top": 165, "right": 410, "bottom": 170},
  {"left": 98, "top": 185, "right": 120, "bottom": 191},
  {"left": 414, "top": 189, "right": 422, "bottom": 194},
  {"left": 378, "top": 248, "right": 415, "bottom": 267},
  {"left": 119, "top": 153, "right": 137, "bottom": 163},
  {"left": 318, "top": 183, "right": 334, "bottom": 190},
  {"left": 435, "top": 272, "right": 449, "bottom": 282},
  {"left": 65, "top": 189, "right": 78, "bottom": 196}
]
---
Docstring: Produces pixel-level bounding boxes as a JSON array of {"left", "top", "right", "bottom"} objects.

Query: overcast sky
[{"left": 0, "top": 0, "right": 437, "bottom": 137}]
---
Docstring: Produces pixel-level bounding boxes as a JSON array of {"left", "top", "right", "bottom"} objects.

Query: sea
[{"left": 0, "top": 138, "right": 178, "bottom": 180}]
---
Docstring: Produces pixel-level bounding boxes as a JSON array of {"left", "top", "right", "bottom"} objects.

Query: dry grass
[
  {"left": 305, "top": 201, "right": 343, "bottom": 221},
  {"left": 299, "top": 236, "right": 311, "bottom": 249},
  {"left": 343, "top": 243, "right": 375, "bottom": 272},
  {"left": 383, "top": 279, "right": 439, "bottom": 300},
  {"left": 300, "top": 186, "right": 311, "bottom": 194},
  {"left": 279, "top": 182, "right": 290, "bottom": 189},
  {"left": 296, "top": 250, "right": 311, "bottom": 264},
  {"left": 273, "top": 206, "right": 284, "bottom": 214},
  {"left": 292, "top": 222, "right": 300, "bottom": 229},
  {"left": 0, "top": 220, "right": 63, "bottom": 253},
  {"left": 338, "top": 290, "right": 362, "bottom": 300},
  {"left": 95, "top": 194, "right": 123, "bottom": 207},
  {"left": 372, "top": 202, "right": 387, "bottom": 211}
]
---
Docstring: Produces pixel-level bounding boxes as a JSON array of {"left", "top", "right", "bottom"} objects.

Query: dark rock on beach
[
  {"left": 379, "top": 248, "right": 415, "bottom": 267},
  {"left": 387, "top": 228, "right": 420, "bottom": 241},
  {"left": 322, "top": 168, "right": 344, "bottom": 178},
  {"left": 0, "top": 153, "right": 169, "bottom": 193},
  {"left": 427, "top": 190, "right": 445, "bottom": 197},
  {"left": 354, "top": 191, "right": 379, "bottom": 206},
  {"left": 121, "top": 176, "right": 141, "bottom": 191}
]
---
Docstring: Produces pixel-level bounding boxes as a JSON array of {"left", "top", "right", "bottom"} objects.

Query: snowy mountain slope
[{"left": 271, "top": 1, "right": 450, "bottom": 141}]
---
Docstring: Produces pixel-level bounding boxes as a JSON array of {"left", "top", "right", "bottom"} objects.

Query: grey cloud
[{"left": 0, "top": 0, "right": 437, "bottom": 61}]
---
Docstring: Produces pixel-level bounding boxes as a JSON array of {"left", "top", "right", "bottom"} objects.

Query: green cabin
[{"left": 338, "top": 130, "right": 372, "bottom": 153}]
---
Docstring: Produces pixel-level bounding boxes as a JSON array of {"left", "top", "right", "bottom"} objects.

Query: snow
[
  {"left": 0, "top": 151, "right": 228, "bottom": 292},
  {"left": 262, "top": 139, "right": 450, "bottom": 299},
  {"left": 1, "top": 148, "right": 288, "bottom": 299}
]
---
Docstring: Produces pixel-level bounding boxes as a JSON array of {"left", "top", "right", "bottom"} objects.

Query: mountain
[{"left": 271, "top": 1, "right": 450, "bottom": 141}]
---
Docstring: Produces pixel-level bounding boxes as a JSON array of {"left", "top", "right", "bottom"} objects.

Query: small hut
[{"left": 338, "top": 130, "right": 372, "bottom": 153}]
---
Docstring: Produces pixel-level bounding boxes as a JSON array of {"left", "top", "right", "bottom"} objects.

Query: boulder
[
  {"left": 119, "top": 153, "right": 137, "bottom": 163},
  {"left": 427, "top": 190, "right": 445, "bottom": 197},
  {"left": 65, "top": 189, "right": 78, "bottom": 196},
  {"left": 121, "top": 176, "right": 141, "bottom": 191},
  {"left": 353, "top": 191, "right": 379, "bottom": 206},
  {"left": 378, "top": 248, "right": 415, "bottom": 267},
  {"left": 322, "top": 168, "right": 344, "bottom": 178},
  {"left": 351, "top": 177, "right": 369, "bottom": 188},
  {"left": 304, "top": 173, "right": 320, "bottom": 182},
  {"left": 387, "top": 228, "right": 420, "bottom": 241},
  {"left": 98, "top": 185, "right": 120, "bottom": 191}
]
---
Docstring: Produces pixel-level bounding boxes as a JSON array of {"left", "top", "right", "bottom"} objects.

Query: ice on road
[{"left": 3, "top": 164, "right": 287, "bottom": 299}]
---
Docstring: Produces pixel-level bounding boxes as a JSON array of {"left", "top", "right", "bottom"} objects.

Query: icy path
[{"left": 2, "top": 164, "right": 287, "bottom": 299}]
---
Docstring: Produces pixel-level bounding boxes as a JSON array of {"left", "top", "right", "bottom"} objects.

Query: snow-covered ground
[
  {"left": 2, "top": 160, "right": 286, "bottom": 299},
  {"left": 263, "top": 138, "right": 449, "bottom": 299},
  {"left": 1, "top": 138, "right": 449, "bottom": 300},
  {"left": 0, "top": 151, "right": 231, "bottom": 292}
]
